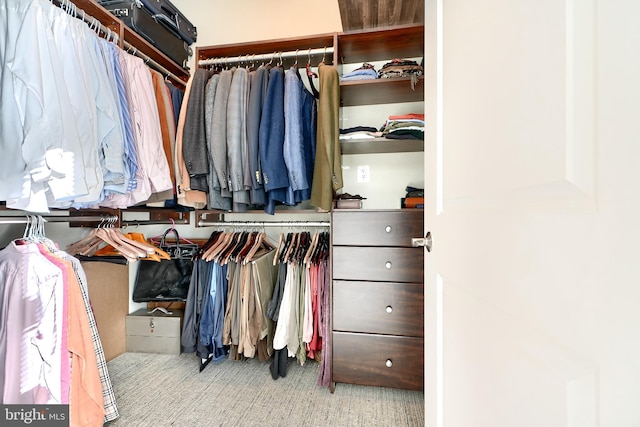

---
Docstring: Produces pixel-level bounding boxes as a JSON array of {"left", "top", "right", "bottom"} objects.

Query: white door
[{"left": 424, "top": 1, "right": 640, "bottom": 426}]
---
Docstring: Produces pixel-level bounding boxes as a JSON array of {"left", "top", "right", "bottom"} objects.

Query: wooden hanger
[
  {"left": 203, "top": 230, "right": 232, "bottom": 262},
  {"left": 244, "top": 231, "right": 276, "bottom": 264},
  {"left": 272, "top": 232, "right": 286, "bottom": 266}
]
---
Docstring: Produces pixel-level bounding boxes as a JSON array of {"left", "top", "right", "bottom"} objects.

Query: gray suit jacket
[
  {"left": 182, "top": 68, "right": 212, "bottom": 192},
  {"left": 204, "top": 73, "right": 231, "bottom": 211},
  {"left": 211, "top": 68, "right": 233, "bottom": 197},
  {"left": 226, "top": 67, "right": 250, "bottom": 209}
]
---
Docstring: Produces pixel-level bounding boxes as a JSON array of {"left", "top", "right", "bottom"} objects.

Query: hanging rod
[
  {"left": 198, "top": 46, "right": 335, "bottom": 67},
  {"left": 122, "top": 218, "right": 189, "bottom": 227},
  {"left": 123, "top": 40, "right": 183, "bottom": 84},
  {"left": 197, "top": 220, "right": 330, "bottom": 228},
  {"left": 0, "top": 214, "right": 118, "bottom": 225}
]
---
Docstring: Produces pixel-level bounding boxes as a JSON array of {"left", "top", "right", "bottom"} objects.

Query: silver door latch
[{"left": 411, "top": 231, "right": 432, "bottom": 252}]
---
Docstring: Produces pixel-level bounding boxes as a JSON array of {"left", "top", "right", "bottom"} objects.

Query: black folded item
[
  {"left": 385, "top": 130, "right": 424, "bottom": 140},
  {"left": 336, "top": 193, "right": 367, "bottom": 200},
  {"left": 340, "top": 126, "right": 378, "bottom": 134}
]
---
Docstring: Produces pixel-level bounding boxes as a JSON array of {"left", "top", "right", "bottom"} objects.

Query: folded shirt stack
[
  {"left": 378, "top": 58, "right": 423, "bottom": 89},
  {"left": 340, "top": 62, "right": 378, "bottom": 81},
  {"left": 381, "top": 113, "right": 424, "bottom": 141},
  {"left": 339, "top": 126, "right": 382, "bottom": 140}
]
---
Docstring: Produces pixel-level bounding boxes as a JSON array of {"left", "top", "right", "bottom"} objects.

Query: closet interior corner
[{"left": 1, "top": 0, "right": 425, "bottom": 424}]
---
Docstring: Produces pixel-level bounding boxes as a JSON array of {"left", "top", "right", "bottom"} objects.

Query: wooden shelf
[
  {"left": 337, "top": 24, "right": 424, "bottom": 64},
  {"left": 340, "top": 76, "right": 423, "bottom": 106},
  {"left": 340, "top": 137, "right": 423, "bottom": 154}
]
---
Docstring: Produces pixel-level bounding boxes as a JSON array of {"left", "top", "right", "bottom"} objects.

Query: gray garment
[
  {"left": 285, "top": 263, "right": 300, "bottom": 357},
  {"left": 181, "top": 259, "right": 208, "bottom": 353},
  {"left": 182, "top": 68, "right": 212, "bottom": 192},
  {"left": 242, "top": 73, "right": 254, "bottom": 200},
  {"left": 246, "top": 66, "right": 269, "bottom": 206},
  {"left": 226, "top": 67, "right": 250, "bottom": 210},
  {"left": 267, "top": 262, "right": 288, "bottom": 321},
  {"left": 204, "top": 73, "right": 231, "bottom": 211},
  {"left": 210, "top": 69, "right": 234, "bottom": 198}
]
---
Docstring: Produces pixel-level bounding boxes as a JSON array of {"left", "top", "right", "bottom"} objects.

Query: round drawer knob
[
  {"left": 385, "top": 225, "right": 392, "bottom": 233},
  {"left": 385, "top": 359, "right": 393, "bottom": 368},
  {"left": 385, "top": 306, "right": 393, "bottom": 313},
  {"left": 385, "top": 261, "right": 392, "bottom": 269}
]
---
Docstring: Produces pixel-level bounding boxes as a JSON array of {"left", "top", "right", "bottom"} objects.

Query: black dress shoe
[
  {"left": 279, "top": 346, "right": 288, "bottom": 378},
  {"left": 270, "top": 350, "right": 280, "bottom": 380}
]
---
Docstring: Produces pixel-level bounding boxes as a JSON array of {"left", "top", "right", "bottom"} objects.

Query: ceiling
[{"left": 338, "top": 0, "right": 424, "bottom": 31}]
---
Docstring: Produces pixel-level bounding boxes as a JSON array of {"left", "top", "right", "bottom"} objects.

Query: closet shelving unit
[
  {"left": 337, "top": 24, "right": 424, "bottom": 154},
  {"left": 196, "top": 24, "right": 424, "bottom": 156}
]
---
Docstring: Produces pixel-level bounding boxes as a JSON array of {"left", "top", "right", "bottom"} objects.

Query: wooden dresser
[{"left": 330, "top": 209, "right": 424, "bottom": 392}]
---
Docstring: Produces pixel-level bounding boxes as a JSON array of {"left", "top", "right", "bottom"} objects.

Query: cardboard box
[
  {"left": 126, "top": 309, "right": 183, "bottom": 355},
  {"left": 82, "top": 261, "right": 129, "bottom": 362}
]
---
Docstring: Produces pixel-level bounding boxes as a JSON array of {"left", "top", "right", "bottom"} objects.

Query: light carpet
[{"left": 106, "top": 352, "right": 425, "bottom": 427}]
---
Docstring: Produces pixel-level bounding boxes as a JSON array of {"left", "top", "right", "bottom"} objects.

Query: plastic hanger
[{"left": 283, "top": 231, "right": 299, "bottom": 263}]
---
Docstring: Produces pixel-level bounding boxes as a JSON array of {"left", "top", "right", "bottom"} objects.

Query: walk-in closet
[{"left": 4, "top": 0, "right": 638, "bottom": 426}]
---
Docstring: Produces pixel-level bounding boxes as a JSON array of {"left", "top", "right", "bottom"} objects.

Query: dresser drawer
[
  {"left": 332, "top": 332, "right": 424, "bottom": 390},
  {"left": 332, "top": 246, "right": 423, "bottom": 283},
  {"left": 333, "top": 280, "right": 423, "bottom": 337},
  {"left": 332, "top": 210, "right": 423, "bottom": 247}
]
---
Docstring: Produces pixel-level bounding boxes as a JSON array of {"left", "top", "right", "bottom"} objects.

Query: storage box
[
  {"left": 333, "top": 199, "right": 363, "bottom": 209},
  {"left": 126, "top": 309, "right": 183, "bottom": 355}
]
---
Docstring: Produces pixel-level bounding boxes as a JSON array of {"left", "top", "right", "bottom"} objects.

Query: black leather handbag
[{"left": 132, "top": 228, "right": 197, "bottom": 302}]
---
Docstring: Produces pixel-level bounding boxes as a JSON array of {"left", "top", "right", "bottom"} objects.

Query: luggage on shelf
[{"left": 99, "top": 0, "right": 197, "bottom": 69}]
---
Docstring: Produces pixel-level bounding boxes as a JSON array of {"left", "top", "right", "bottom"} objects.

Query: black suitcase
[{"left": 99, "top": 0, "right": 197, "bottom": 69}]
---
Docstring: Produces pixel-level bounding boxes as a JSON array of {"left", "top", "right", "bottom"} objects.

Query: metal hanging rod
[
  {"left": 197, "top": 220, "right": 330, "bottom": 228},
  {"left": 122, "top": 40, "right": 183, "bottom": 84},
  {"left": 198, "top": 46, "right": 334, "bottom": 67},
  {"left": 0, "top": 214, "right": 118, "bottom": 225},
  {"left": 122, "top": 218, "right": 189, "bottom": 227}
]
